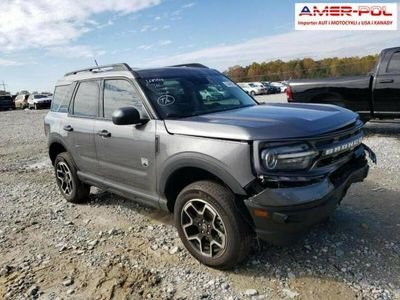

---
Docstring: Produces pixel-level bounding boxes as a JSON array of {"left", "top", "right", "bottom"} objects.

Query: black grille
[{"left": 310, "top": 121, "right": 364, "bottom": 170}]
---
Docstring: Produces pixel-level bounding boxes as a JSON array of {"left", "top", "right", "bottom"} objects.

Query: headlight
[{"left": 261, "top": 144, "right": 317, "bottom": 171}]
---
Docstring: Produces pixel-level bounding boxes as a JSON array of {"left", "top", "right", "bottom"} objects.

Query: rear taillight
[{"left": 286, "top": 85, "right": 293, "bottom": 102}]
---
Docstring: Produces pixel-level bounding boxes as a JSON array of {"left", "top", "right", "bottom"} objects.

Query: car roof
[
  {"left": 56, "top": 63, "right": 217, "bottom": 86},
  {"left": 134, "top": 66, "right": 219, "bottom": 78}
]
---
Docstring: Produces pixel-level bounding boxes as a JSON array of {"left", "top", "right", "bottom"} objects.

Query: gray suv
[{"left": 44, "top": 63, "right": 375, "bottom": 268}]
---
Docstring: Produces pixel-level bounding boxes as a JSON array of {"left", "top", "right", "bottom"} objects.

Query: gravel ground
[{"left": 0, "top": 108, "right": 399, "bottom": 300}]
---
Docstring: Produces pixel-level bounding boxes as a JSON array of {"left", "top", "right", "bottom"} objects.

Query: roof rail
[
  {"left": 64, "top": 63, "right": 132, "bottom": 76},
  {"left": 168, "top": 63, "right": 209, "bottom": 68}
]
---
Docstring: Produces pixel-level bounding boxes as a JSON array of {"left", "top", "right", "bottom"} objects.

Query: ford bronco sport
[{"left": 44, "top": 63, "right": 376, "bottom": 268}]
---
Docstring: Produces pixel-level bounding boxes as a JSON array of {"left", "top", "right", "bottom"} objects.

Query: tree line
[{"left": 223, "top": 54, "right": 378, "bottom": 82}]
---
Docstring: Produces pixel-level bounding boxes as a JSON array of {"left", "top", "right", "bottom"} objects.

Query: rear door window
[
  {"left": 72, "top": 81, "right": 100, "bottom": 117},
  {"left": 387, "top": 51, "right": 400, "bottom": 73}
]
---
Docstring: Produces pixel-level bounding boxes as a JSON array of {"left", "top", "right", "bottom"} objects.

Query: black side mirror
[{"left": 112, "top": 107, "right": 145, "bottom": 125}]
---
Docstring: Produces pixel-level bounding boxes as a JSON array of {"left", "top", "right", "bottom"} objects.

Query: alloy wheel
[
  {"left": 56, "top": 161, "right": 73, "bottom": 196},
  {"left": 181, "top": 199, "right": 227, "bottom": 258}
]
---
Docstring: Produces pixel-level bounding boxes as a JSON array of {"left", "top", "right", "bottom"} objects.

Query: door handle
[
  {"left": 379, "top": 79, "right": 394, "bottom": 83},
  {"left": 97, "top": 129, "right": 111, "bottom": 138},
  {"left": 63, "top": 125, "right": 73, "bottom": 132}
]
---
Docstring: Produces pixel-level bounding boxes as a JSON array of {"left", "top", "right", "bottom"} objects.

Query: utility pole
[{"left": 1, "top": 80, "right": 6, "bottom": 92}]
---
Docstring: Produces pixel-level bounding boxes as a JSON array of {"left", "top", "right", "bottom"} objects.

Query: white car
[
  {"left": 270, "top": 82, "right": 288, "bottom": 93},
  {"left": 28, "top": 94, "right": 52, "bottom": 110},
  {"left": 237, "top": 82, "right": 267, "bottom": 96}
]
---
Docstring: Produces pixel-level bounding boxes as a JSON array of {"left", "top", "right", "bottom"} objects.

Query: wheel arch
[
  {"left": 48, "top": 136, "right": 70, "bottom": 165},
  {"left": 159, "top": 155, "right": 248, "bottom": 212}
]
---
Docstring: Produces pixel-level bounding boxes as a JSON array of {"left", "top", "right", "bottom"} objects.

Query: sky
[{"left": 0, "top": 0, "right": 399, "bottom": 93}]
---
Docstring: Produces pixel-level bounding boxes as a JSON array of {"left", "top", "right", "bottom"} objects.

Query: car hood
[{"left": 163, "top": 103, "right": 358, "bottom": 141}]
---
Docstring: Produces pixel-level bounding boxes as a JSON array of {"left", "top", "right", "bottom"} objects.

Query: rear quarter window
[{"left": 51, "top": 84, "right": 75, "bottom": 113}]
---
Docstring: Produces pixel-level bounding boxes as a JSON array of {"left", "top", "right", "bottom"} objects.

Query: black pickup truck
[{"left": 286, "top": 47, "right": 400, "bottom": 121}]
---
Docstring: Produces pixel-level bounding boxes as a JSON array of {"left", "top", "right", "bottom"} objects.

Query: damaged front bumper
[{"left": 244, "top": 157, "right": 370, "bottom": 245}]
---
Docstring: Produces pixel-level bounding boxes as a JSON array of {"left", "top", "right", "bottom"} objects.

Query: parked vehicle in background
[
  {"left": 28, "top": 94, "right": 52, "bottom": 110},
  {"left": 0, "top": 95, "right": 15, "bottom": 110},
  {"left": 41, "top": 92, "right": 53, "bottom": 98},
  {"left": 14, "top": 94, "right": 29, "bottom": 109},
  {"left": 45, "top": 63, "right": 375, "bottom": 268},
  {"left": 270, "top": 82, "right": 287, "bottom": 93},
  {"left": 238, "top": 82, "right": 267, "bottom": 95},
  {"left": 261, "top": 82, "right": 280, "bottom": 94},
  {"left": 200, "top": 86, "right": 224, "bottom": 101},
  {"left": 287, "top": 47, "right": 400, "bottom": 122}
]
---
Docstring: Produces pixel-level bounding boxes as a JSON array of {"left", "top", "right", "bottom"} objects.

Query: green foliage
[{"left": 224, "top": 54, "right": 378, "bottom": 82}]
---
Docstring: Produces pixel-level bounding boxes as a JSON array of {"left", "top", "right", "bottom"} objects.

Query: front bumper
[
  {"left": 34, "top": 102, "right": 51, "bottom": 108},
  {"left": 244, "top": 157, "right": 369, "bottom": 245}
]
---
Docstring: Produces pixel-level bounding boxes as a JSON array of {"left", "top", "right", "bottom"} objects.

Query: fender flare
[
  {"left": 48, "top": 134, "right": 72, "bottom": 162},
  {"left": 158, "top": 152, "right": 248, "bottom": 197}
]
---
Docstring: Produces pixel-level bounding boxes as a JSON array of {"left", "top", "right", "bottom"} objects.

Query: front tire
[
  {"left": 54, "top": 152, "right": 90, "bottom": 203},
  {"left": 174, "top": 180, "right": 253, "bottom": 269},
  {"left": 34, "top": 103, "right": 38, "bottom": 110}
]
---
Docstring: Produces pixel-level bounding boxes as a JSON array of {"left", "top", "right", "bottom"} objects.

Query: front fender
[{"left": 158, "top": 152, "right": 248, "bottom": 197}]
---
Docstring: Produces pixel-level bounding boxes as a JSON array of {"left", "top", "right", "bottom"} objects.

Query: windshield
[
  {"left": 34, "top": 95, "right": 47, "bottom": 99},
  {"left": 138, "top": 73, "right": 256, "bottom": 119}
]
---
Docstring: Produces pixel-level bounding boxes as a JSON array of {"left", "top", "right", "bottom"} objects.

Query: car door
[
  {"left": 62, "top": 80, "right": 100, "bottom": 175},
  {"left": 94, "top": 78, "right": 157, "bottom": 196},
  {"left": 373, "top": 50, "right": 400, "bottom": 113}
]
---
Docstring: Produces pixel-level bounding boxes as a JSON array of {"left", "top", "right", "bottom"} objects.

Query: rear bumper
[{"left": 244, "top": 157, "right": 369, "bottom": 245}]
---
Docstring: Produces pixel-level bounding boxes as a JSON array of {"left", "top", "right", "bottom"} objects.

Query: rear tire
[
  {"left": 250, "top": 91, "right": 256, "bottom": 96},
  {"left": 54, "top": 152, "right": 90, "bottom": 203},
  {"left": 174, "top": 180, "right": 253, "bottom": 269}
]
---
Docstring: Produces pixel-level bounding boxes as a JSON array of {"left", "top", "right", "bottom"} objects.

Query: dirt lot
[{"left": 0, "top": 108, "right": 399, "bottom": 300}]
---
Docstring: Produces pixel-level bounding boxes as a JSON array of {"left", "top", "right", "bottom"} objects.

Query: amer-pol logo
[
  {"left": 299, "top": 5, "right": 394, "bottom": 16},
  {"left": 299, "top": 5, "right": 312, "bottom": 16},
  {"left": 295, "top": 3, "right": 397, "bottom": 30}
]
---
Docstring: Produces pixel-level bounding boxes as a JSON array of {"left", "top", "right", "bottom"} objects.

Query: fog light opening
[{"left": 254, "top": 209, "right": 269, "bottom": 218}]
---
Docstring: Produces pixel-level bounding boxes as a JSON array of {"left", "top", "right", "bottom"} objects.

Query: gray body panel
[
  {"left": 64, "top": 116, "right": 98, "bottom": 174},
  {"left": 94, "top": 119, "right": 157, "bottom": 196},
  {"left": 155, "top": 120, "right": 253, "bottom": 209}
]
